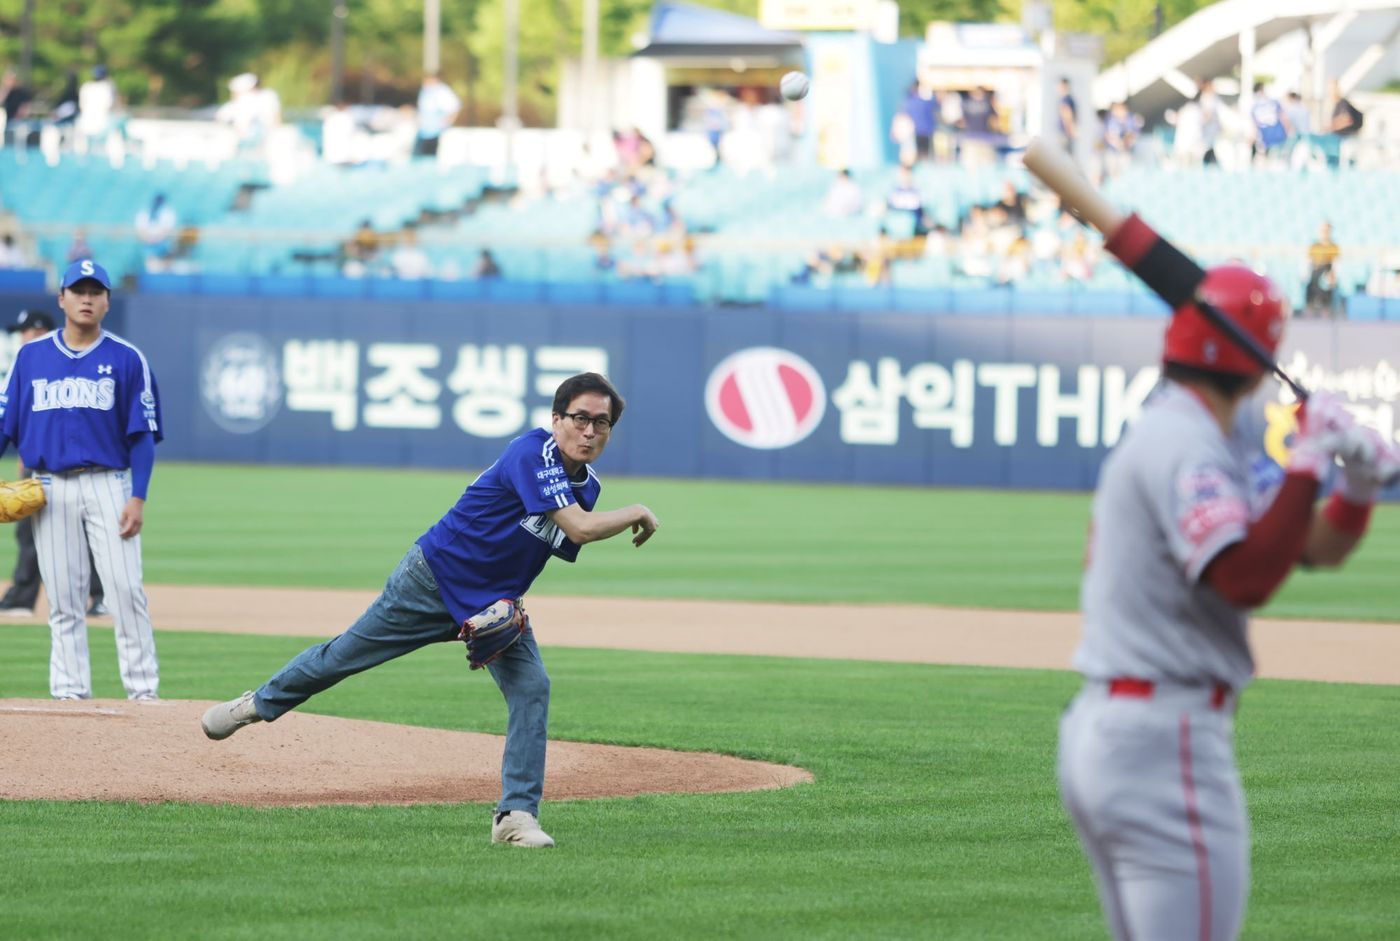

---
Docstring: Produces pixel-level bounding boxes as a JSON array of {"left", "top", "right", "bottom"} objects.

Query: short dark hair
[
  {"left": 552, "top": 372, "right": 625, "bottom": 425},
  {"left": 1162, "top": 361, "right": 1255, "bottom": 399}
]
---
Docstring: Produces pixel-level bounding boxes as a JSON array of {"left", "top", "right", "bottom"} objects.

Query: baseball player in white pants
[
  {"left": 1060, "top": 263, "right": 1391, "bottom": 941},
  {"left": 34, "top": 468, "right": 158, "bottom": 699},
  {"left": 0, "top": 261, "right": 163, "bottom": 700}
]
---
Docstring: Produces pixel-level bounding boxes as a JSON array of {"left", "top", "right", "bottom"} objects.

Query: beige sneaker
[
  {"left": 491, "top": 810, "right": 555, "bottom": 848},
  {"left": 201, "top": 691, "right": 263, "bottom": 740}
]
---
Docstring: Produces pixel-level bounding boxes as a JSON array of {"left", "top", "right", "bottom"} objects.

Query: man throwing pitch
[
  {"left": 0, "top": 260, "right": 163, "bottom": 700},
  {"left": 203, "top": 372, "right": 659, "bottom": 848},
  {"left": 1058, "top": 265, "right": 1389, "bottom": 940}
]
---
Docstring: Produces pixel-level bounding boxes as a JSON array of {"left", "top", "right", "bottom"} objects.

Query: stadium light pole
[
  {"left": 424, "top": 0, "right": 441, "bottom": 75},
  {"left": 331, "top": 2, "right": 348, "bottom": 103}
]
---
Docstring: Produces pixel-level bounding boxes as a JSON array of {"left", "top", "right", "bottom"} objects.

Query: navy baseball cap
[
  {"left": 60, "top": 259, "right": 112, "bottom": 291},
  {"left": 7, "top": 309, "right": 56, "bottom": 333}
]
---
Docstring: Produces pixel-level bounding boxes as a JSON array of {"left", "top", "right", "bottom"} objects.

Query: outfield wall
[{"left": 2, "top": 291, "right": 1396, "bottom": 490}]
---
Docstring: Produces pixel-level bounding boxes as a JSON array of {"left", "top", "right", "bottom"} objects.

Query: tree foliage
[
  {"left": 1051, "top": 0, "right": 1213, "bottom": 66},
  {"left": 0, "top": 0, "right": 1212, "bottom": 120}
]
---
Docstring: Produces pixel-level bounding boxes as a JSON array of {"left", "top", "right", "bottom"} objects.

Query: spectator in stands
[
  {"left": 989, "top": 181, "right": 1027, "bottom": 228},
  {"left": 653, "top": 237, "right": 697, "bottom": 280},
  {"left": 958, "top": 87, "right": 998, "bottom": 167},
  {"left": 414, "top": 73, "right": 460, "bottom": 157},
  {"left": 885, "top": 164, "right": 928, "bottom": 237},
  {"left": 957, "top": 206, "right": 994, "bottom": 279},
  {"left": 0, "top": 234, "right": 28, "bottom": 269},
  {"left": 1061, "top": 229, "right": 1098, "bottom": 283},
  {"left": 66, "top": 228, "right": 93, "bottom": 264},
  {"left": 1169, "top": 90, "right": 1205, "bottom": 168},
  {"left": 889, "top": 109, "right": 916, "bottom": 167},
  {"left": 473, "top": 249, "right": 502, "bottom": 280},
  {"left": 77, "top": 65, "right": 117, "bottom": 154},
  {"left": 701, "top": 90, "right": 730, "bottom": 165},
  {"left": 1283, "top": 91, "right": 1310, "bottom": 141},
  {"left": 49, "top": 71, "right": 79, "bottom": 146},
  {"left": 1365, "top": 253, "right": 1400, "bottom": 299},
  {"left": 341, "top": 219, "right": 381, "bottom": 277},
  {"left": 900, "top": 81, "right": 938, "bottom": 163},
  {"left": 995, "top": 232, "right": 1033, "bottom": 286},
  {"left": 613, "top": 127, "right": 655, "bottom": 172},
  {"left": 218, "top": 72, "right": 281, "bottom": 153},
  {"left": 862, "top": 228, "right": 896, "bottom": 286},
  {"left": 1102, "top": 101, "right": 1140, "bottom": 177},
  {"left": 1056, "top": 77, "right": 1079, "bottom": 154},
  {"left": 1327, "top": 80, "right": 1364, "bottom": 167},
  {"left": 1327, "top": 80, "right": 1363, "bottom": 138},
  {"left": 936, "top": 89, "right": 962, "bottom": 162},
  {"left": 822, "top": 169, "right": 864, "bottom": 218},
  {"left": 390, "top": 225, "right": 434, "bottom": 280},
  {"left": 322, "top": 100, "right": 362, "bottom": 166},
  {"left": 618, "top": 195, "right": 655, "bottom": 241},
  {"left": 1, "top": 69, "right": 34, "bottom": 147},
  {"left": 792, "top": 243, "right": 860, "bottom": 285},
  {"left": 135, "top": 193, "right": 179, "bottom": 273},
  {"left": 1249, "top": 83, "right": 1290, "bottom": 163},
  {"left": 587, "top": 229, "right": 616, "bottom": 273},
  {"left": 1304, "top": 221, "right": 1341, "bottom": 319},
  {"left": 1198, "top": 78, "right": 1222, "bottom": 165}
]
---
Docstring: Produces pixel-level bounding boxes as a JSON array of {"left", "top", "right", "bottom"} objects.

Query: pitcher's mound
[{"left": 0, "top": 699, "right": 811, "bottom": 806}]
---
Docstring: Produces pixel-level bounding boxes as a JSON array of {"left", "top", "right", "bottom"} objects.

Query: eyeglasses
[{"left": 561, "top": 411, "right": 614, "bottom": 432}]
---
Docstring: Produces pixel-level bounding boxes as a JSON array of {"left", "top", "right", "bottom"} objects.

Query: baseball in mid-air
[{"left": 780, "top": 71, "right": 810, "bottom": 101}]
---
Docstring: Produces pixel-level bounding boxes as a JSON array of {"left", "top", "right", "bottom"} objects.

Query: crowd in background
[{"left": 0, "top": 56, "right": 1392, "bottom": 312}]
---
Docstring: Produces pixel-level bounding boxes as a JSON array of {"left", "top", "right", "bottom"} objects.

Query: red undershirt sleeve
[{"left": 1202, "top": 472, "right": 1320, "bottom": 608}]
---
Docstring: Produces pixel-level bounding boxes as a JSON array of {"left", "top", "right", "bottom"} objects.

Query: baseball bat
[{"left": 1022, "top": 138, "right": 1309, "bottom": 402}]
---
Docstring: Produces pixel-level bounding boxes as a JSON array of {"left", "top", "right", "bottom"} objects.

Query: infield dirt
[{"left": 3, "top": 585, "right": 1396, "bottom": 807}]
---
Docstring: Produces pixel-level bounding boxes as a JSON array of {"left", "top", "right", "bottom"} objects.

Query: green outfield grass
[
  {"left": 1, "top": 627, "right": 1397, "bottom": 940},
  {"left": 2, "top": 462, "right": 1397, "bottom": 939},
  {"left": 0, "top": 462, "right": 1391, "bottom": 620}
]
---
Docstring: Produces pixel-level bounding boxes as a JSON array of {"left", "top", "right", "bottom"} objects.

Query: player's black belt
[{"left": 33, "top": 465, "right": 120, "bottom": 476}]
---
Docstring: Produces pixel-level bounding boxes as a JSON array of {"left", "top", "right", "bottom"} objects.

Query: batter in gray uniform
[{"left": 1058, "top": 265, "right": 1390, "bottom": 941}]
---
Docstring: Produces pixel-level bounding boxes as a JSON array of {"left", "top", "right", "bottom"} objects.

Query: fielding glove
[{"left": 459, "top": 598, "right": 528, "bottom": 670}]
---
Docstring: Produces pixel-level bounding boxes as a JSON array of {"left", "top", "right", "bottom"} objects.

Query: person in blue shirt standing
[
  {"left": 413, "top": 73, "right": 461, "bottom": 157},
  {"left": 0, "top": 307, "right": 107, "bottom": 619},
  {"left": 202, "top": 372, "right": 660, "bottom": 849},
  {"left": 0, "top": 260, "right": 163, "bottom": 700}
]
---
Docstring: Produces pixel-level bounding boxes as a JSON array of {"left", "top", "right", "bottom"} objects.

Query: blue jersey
[
  {"left": 417, "top": 427, "right": 600, "bottom": 627},
  {"left": 0, "top": 330, "right": 163, "bottom": 472}
]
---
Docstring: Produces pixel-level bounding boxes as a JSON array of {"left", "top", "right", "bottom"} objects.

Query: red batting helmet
[{"left": 1162, "top": 264, "right": 1288, "bottom": 376}]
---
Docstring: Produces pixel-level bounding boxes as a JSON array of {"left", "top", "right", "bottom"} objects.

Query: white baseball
[{"left": 780, "top": 71, "right": 810, "bottom": 102}]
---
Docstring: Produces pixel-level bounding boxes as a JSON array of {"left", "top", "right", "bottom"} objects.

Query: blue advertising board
[{"left": 9, "top": 292, "right": 1397, "bottom": 491}]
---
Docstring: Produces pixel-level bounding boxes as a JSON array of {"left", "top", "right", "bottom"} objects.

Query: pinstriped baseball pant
[{"left": 33, "top": 468, "right": 158, "bottom": 700}]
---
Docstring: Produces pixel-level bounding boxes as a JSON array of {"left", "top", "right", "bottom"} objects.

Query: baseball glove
[
  {"left": 0, "top": 478, "right": 45, "bottom": 523},
  {"left": 459, "top": 598, "right": 528, "bottom": 670}
]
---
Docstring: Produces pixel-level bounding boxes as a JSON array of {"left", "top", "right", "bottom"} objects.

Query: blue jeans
[{"left": 253, "top": 544, "right": 551, "bottom": 816}]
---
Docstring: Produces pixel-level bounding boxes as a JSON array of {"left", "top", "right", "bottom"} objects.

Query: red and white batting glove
[
  {"left": 1335, "top": 424, "right": 1400, "bottom": 505},
  {"left": 1287, "top": 391, "right": 1355, "bottom": 481}
]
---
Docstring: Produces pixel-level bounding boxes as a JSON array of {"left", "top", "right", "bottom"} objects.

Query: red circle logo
[{"left": 705, "top": 347, "right": 826, "bottom": 449}]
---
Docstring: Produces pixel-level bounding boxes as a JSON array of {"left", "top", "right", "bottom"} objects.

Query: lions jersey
[
  {"left": 418, "top": 427, "right": 601, "bottom": 627},
  {"left": 0, "top": 331, "right": 163, "bottom": 471}
]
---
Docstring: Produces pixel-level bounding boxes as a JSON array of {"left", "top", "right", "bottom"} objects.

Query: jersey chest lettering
[
  {"left": 519, "top": 513, "right": 568, "bottom": 550},
  {"left": 32, "top": 376, "right": 117, "bottom": 412}
]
